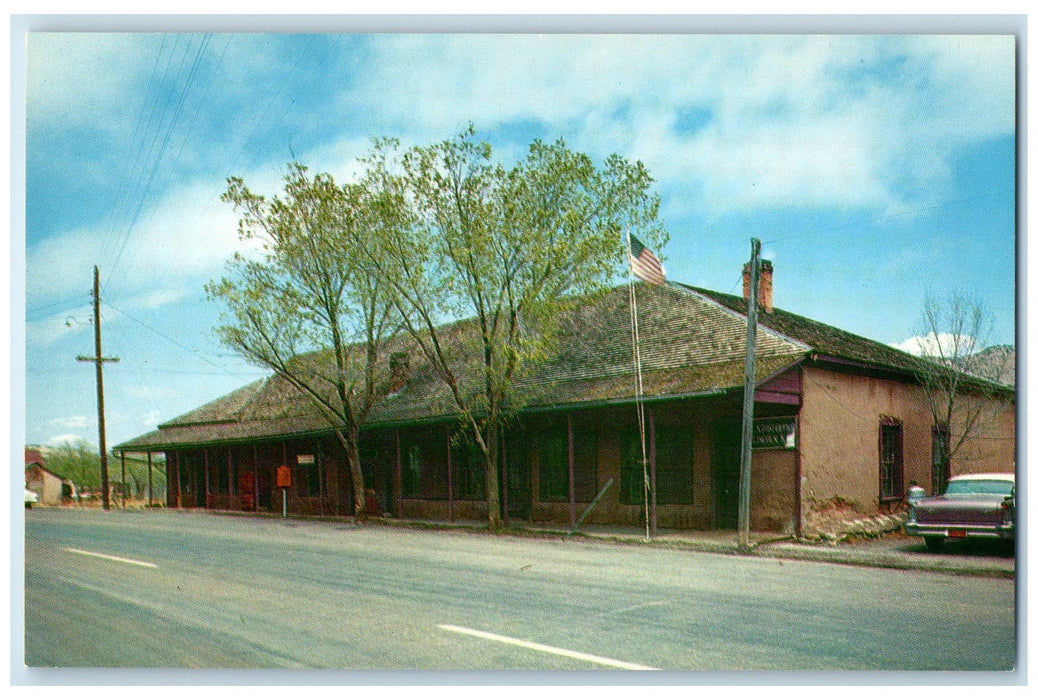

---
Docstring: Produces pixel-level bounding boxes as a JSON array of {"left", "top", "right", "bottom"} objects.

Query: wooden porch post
[
  {"left": 147, "top": 452, "right": 153, "bottom": 506},
  {"left": 228, "top": 447, "right": 235, "bottom": 501},
  {"left": 191, "top": 453, "right": 199, "bottom": 508},
  {"left": 394, "top": 430, "right": 403, "bottom": 518},
  {"left": 317, "top": 441, "right": 325, "bottom": 517},
  {"left": 329, "top": 441, "right": 341, "bottom": 517},
  {"left": 282, "top": 442, "right": 289, "bottom": 515},
  {"left": 447, "top": 429, "right": 454, "bottom": 522},
  {"left": 501, "top": 436, "right": 509, "bottom": 528},
  {"left": 253, "top": 445, "right": 259, "bottom": 512},
  {"left": 167, "top": 452, "right": 175, "bottom": 508},
  {"left": 120, "top": 452, "right": 126, "bottom": 508},
  {"left": 649, "top": 409, "right": 657, "bottom": 536},
  {"left": 567, "top": 414, "right": 576, "bottom": 528},
  {"left": 203, "top": 448, "right": 210, "bottom": 510}
]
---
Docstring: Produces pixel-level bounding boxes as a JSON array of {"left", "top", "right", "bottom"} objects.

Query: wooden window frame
[{"left": 879, "top": 418, "right": 905, "bottom": 502}]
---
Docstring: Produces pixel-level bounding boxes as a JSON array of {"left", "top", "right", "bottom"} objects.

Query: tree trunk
[
  {"left": 336, "top": 428, "right": 367, "bottom": 519},
  {"left": 483, "top": 423, "right": 503, "bottom": 531}
]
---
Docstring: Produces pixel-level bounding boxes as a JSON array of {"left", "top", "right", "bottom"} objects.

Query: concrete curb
[
  {"left": 198, "top": 509, "right": 1016, "bottom": 579},
  {"left": 511, "top": 526, "right": 1015, "bottom": 579},
  {"left": 752, "top": 542, "right": 1016, "bottom": 579}
]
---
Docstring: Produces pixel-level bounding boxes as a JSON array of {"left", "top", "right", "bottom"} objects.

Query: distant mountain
[{"left": 963, "top": 345, "right": 1016, "bottom": 386}]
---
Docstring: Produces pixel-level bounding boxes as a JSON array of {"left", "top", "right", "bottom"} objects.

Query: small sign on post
[{"left": 276, "top": 465, "right": 291, "bottom": 518}]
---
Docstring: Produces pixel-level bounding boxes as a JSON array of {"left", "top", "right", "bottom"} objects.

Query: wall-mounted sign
[
  {"left": 753, "top": 418, "right": 797, "bottom": 450},
  {"left": 297, "top": 454, "right": 315, "bottom": 465},
  {"left": 276, "top": 465, "right": 292, "bottom": 488}
]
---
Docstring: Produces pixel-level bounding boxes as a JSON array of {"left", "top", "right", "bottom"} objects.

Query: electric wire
[
  {"left": 98, "top": 34, "right": 184, "bottom": 274},
  {"left": 104, "top": 35, "right": 215, "bottom": 290},
  {"left": 98, "top": 35, "right": 172, "bottom": 272},
  {"left": 103, "top": 298, "right": 262, "bottom": 382}
]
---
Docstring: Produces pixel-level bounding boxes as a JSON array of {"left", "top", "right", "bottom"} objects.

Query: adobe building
[
  {"left": 25, "top": 448, "right": 77, "bottom": 505},
  {"left": 114, "top": 268, "right": 1016, "bottom": 536}
]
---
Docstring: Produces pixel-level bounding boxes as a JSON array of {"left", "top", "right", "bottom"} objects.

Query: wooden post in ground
[{"left": 738, "top": 238, "right": 761, "bottom": 553}]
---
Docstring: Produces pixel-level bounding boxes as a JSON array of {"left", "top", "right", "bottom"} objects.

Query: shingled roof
[
  {"left": 686, "top": 285, "right": 925, "bottom": 376},
  {"left": 115, "top": 281, "right": 913, "bottom": 452}
]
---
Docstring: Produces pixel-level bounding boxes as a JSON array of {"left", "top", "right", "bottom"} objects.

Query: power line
[
  {"left": 102, "top": 298, "right": 256, "bottom": 382},
  {"left": 98, "top": 34, "right": 184, "bottom": 274},
  {"left": 25, "top": 294, "right": 92, "bottom": 321},
  {"left": 100, "top": 34, "right": 172, "bottom": 270},
  {"left": 102, "top": 321, "right": 164, "bottom": 435},
  {"left": 104, "top": 35, "right": 215, "bottom": 290}
]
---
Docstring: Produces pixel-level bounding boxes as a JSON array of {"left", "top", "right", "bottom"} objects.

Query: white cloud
[
  {"left": 45, "top": 432, "right": 88, "bottom": 447},
  {"left": 350, "top": 34, "right": 1015, "bottom": 216},
  {"left": 49, "top": 415, "right": 89, "bottom": 429},
  {"left": 26, "top": 33, "right": 1014, "bottom": 321},
  {"left": 892, "top": 332, "right": 977, "bottom": 357},
  {"left": 141, "top": 409, "right": 164, "bottom": 428},
  {"left": 25, "top": 175, "right": 265, "bottom": 311},
  {"left": 126, "top": 288, "right": 191, "bottom": 311},
  {"left": 26, "top": 33, "right": 156, "bottom": 133}
]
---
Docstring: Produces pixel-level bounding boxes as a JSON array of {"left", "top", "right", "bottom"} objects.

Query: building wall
[
  {"left": 750, "top": 448, "right": 797, "bottom": 533},
  {"left": 25, "top": 466, "right": 64, "bottom": 505},
  {"left": 798, "top": 365, "right": 1016, "bottom": 521},
  {"left": 946, "top": 392, "right": 1017, "bottom": 477}
]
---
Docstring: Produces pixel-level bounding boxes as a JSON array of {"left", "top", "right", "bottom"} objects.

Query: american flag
[{"left": 628, "top": 235, "right": 665, "bottom": 285}]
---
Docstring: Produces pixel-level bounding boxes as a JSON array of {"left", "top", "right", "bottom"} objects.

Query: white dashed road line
[
  {"left": 63, "top": 547, "right": 158, "bottom": 569},
  {"left": 438, "top": 623, "right": 658, "bottom": 670}
]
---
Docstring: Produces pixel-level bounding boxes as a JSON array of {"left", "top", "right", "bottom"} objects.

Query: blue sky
[{"left": 16, "top": 25, "right": 1018, "bottom": 451}]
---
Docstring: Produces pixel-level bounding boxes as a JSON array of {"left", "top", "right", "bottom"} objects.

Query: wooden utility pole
[
  {"left": 737, "top": 238, "right": 761, "bottom": 553},
  {"left": 77, "top": 266, "right": 119, "bottom": 511}
]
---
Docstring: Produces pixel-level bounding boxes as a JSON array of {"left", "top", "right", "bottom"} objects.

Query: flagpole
[{"left": 625, "top": 229, "right": 652, "bottom": 542}]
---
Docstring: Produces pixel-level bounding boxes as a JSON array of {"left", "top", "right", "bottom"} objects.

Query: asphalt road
[{"left": 22, "top": 508, "right": 1017, "bottom": 673}]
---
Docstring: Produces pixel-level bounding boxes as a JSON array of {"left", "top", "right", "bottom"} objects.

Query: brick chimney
[
  {"left": 388, "top": 352, "right": 410, "bottom": 394},
  {"left": 742, "top": 259, "right": 774, "bottom": 313}
]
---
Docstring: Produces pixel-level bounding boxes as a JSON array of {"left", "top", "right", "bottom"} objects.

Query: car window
[{"left": 944, "top": 479, "right": 1014, "bottom": 496}]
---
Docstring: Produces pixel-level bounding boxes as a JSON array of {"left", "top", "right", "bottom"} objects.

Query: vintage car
[{"left": 905, "top": 473, "right": 1015, "bottom": 551}]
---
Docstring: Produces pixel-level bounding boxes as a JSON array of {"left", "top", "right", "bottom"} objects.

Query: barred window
[{"left": 880, "top": 418, "right": 904, "bottom": 501}]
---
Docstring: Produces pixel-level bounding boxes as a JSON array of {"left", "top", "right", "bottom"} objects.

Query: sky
[{"left": 14, "top": 19, "right": 1019, "bottom": 454}]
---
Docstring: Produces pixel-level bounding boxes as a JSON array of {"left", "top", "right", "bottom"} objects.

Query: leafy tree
[
  {"left": 912, "top": 291, "right": 1014, "bottom": 491},
  {"left": 42, "top": 440, "right": 101, "bottom": 493},
  {"left": 363, "top": 128, "right": 667, "bottom": 529},
  {"left": 116, "top": 455, "right": 166, "bottom": 500},
  {"left": 208, "top": 164, "right": 398, "bottom": 517}
]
